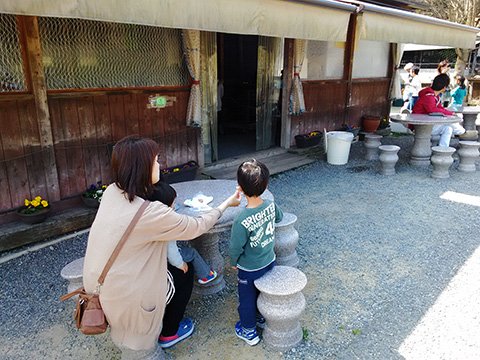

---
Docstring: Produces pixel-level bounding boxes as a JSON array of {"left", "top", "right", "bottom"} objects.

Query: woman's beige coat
[{"left": 83, "top": 185, "right": 222, "bottom": 350}]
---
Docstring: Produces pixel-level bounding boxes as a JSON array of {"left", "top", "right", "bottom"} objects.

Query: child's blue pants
[{"left": 237, "top": 261, "right": 275, "bottom": 330}]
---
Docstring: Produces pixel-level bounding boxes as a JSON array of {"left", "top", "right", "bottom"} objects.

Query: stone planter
[
  {"left": 17, "top": 206, "right": 52, "bottom": 224},
  {"left": 161, "top": 161, "right": 199, "bottom": 184},
  {"left": 294, "top": 132, "right": 322, "bottom": 148},
  {"left": 364, "top": 134, "right": 382, "bottom": 161},
  {"left": 378, "top": 145, "right": 400, "bottom": 175},
  {"left": 457, "top": 141, "right": 480, "bottom": 172},
  {"left": 81, "top": 195, "right": 100, "bottom": 208},
  {"left": 431, "top": 146, "right": 456, "bottom": 179}
]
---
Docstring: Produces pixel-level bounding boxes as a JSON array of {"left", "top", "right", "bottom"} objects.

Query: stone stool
[
  {"left": 378, "top": 145, "right": 400, "bottom": 175},
  {"left": 274, "top": 213, "right": 299, "bottom": 268},
  {"left": 60, "top": 257, "right": 84, "bottom": 295},
  {"left": 364, "top": 134, "right": 383, "bottom": 161},
  {"left": 431, "top": 146, "right": 456, "bottom": 179},
  {"left": 254, "top": 265, "right": 307, "bottom": 351},
  {"left": 457, "top": 141, "right": 480, "bottom": 172}
]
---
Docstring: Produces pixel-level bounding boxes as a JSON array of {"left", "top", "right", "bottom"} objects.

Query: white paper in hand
[{"left": 183, "top": 193, "right": 213, "bottom": 211}]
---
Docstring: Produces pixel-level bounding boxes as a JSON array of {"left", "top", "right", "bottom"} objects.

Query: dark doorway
[{"left": 217, "top": 33, "right": 258, "bottom": 160}]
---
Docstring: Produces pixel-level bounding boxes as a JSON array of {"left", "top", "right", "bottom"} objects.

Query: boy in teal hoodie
[{"left": 229, "top": 159, "right": 283, "bottom": 345}]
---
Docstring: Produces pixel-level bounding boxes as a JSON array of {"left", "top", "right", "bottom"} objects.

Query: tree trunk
[{"left": 454, "top": 48, "right": 470, "bottom": 77}]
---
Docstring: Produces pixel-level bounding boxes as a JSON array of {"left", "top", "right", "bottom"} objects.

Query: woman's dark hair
[
  {"left": 412, "top": 66, "right": 420, "bottom": 75},
  {"left": 432, "top": 73, "right": 450, "bottom": 91},
  {"left": 437, "top": 60, "right": 450, "bottom": 73},
  {"left": 111, "top": 136, "right": 160, "bottom": 202},
  {"left": 237, "top": 159, "right": 270, "bottom": 197},
  {"left": 457, "top": 75, "right": 466, "bottom": 89}
]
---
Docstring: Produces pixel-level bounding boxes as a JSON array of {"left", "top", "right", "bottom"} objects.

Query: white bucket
[{"left": 325, "top": 131, "right": 354, "bottom": 165}]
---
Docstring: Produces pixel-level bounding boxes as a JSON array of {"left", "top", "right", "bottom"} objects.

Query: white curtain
[
  {"left": 182, "top": 30, "right": 201, "bottom": 126},
  {"left": 290, "top": 39, "right": 307, "bottom": 115},
  {"left": 392, "top": 43, "right": 405, "bottom": 100}
]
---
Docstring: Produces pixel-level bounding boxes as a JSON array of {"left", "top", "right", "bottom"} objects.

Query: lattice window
[
  {"left": 0, "top": 14, "right": 27, "bottom": 92},
  {"left": 38, "top": 17, "right": 189, "bottom": 90}
]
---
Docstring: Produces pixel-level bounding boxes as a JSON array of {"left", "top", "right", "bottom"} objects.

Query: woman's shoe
[{"left": 158, "top": 318, "right": 194, "bottom": 349}]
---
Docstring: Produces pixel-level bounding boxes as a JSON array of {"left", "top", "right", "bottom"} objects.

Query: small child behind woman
[
  {"left": 451, "top": 75, "right": 467, "bottom": 105},
  {"left": 151, "top": 181, "right": 217, "bottom": 284}
]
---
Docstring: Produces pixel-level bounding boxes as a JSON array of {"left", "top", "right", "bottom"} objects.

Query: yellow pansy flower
[
  {"left": 25, "top": 199, "right": 30, "bottom": 206},
  {"left": 31, "top": 200, "right": 40, "bottom": 207},
  {"left": 41, "top": 200, "right": 48, "bottom": 207},
  {"left": 35, "top": 196, "right": 42, "bottom": 201}
]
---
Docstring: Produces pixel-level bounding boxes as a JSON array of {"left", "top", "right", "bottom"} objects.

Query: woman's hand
[{"left": 217, "top": 188, "right": 242, "bottom": 213}]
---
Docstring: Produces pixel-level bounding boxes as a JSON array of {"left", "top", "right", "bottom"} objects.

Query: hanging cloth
[
  {"left": 290, "top": 39, "right": 307, "bottom": 115},
  {"left": 182, "top": 30, "right": 201, "bottom": 127},
  {"left": 390, "top": 43, "right": 405, "bottom": 100}
]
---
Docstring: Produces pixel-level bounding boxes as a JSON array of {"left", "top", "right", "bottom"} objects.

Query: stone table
[
  {"left": 172, "top": 179, "right": 273, "bottom": 295},
  {"left": 390, "top": 114, "right": 461, "bottom": 166}
]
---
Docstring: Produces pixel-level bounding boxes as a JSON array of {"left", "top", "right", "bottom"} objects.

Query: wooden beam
[
  {"left": 281, "top": 38, "right": 294, "bottom": 148},
  {"left": 18, "top": 16, "right": 61, "bottom": 202},
  {"left": 344, "top": 12, "right": 358, "bottom": 125}
]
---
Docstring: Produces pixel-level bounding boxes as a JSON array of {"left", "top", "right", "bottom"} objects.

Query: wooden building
[{"left": 0, "top": 0, "right": 477, "bottom": 226}]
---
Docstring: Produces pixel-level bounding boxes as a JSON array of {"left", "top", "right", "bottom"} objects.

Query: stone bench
[
  {"left": 60, "top": 257, "right": 84, "bottom": 294},
  {"left": 254, "top": 265, "right": 307, "bottom": 351},
  {"left": 274, "top": 213, "right": 299, "bottom": 268}
]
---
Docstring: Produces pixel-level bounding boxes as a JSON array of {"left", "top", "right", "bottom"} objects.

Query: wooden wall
[
  {"left": 289, "top": 78, "right": 391, "bottom": 146},
  {"left": 0, "top": 88, "right": 200, "bottom": 212}
]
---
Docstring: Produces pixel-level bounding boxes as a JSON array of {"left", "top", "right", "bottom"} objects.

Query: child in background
[
  {"left": 229, "top": 159, "right": 283, "bottom": 346},
  {"left": 451, "top": 75, "right": 467, "bottom": 105},
  {"left": 151, "top": 181, "right": 217, "bottom": 284}
]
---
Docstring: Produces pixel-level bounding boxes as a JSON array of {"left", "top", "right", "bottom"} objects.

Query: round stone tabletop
[
  {"left": 172, "top": 179, "right": 274, "bottom": 232},
  {"left": 390, "top": 113, "right": 461, "bottom": 125}
]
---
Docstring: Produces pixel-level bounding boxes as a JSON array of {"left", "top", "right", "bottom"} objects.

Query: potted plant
[
  {"left": 338, "top": 125, "right": 360, "bottom": 136},
  {"left": 161, "top": 161, "right": 199, "bottom": 184},
  {"left": 294, "top": 131, "right": 322, "bottom": 148},
  {"left": 82, "top": 182, "right": 107, "bottom": 208},
  {"left": 362, "top": 115, "right": 381, "bottom": 132},
  {"left": 17, "top": 196, "right": 51, "bottom": 224}
]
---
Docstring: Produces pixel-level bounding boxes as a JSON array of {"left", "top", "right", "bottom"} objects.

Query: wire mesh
[
  {"left": 38, "top": 17, "right": 189, "bottom": 90},
  {"left": 401, "top": 48, "right": 457, "bottom": 69},
  {"left": 0, "top": 14, "right": 27, "bottom": 92}
]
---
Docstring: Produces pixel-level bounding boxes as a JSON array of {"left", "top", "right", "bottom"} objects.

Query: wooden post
[
  {"left": 281, "top": 38, "right": 294, "bottom": 149},
  {"left": 344, "top": 13, "right": 358, "bottom": 125},
  {"left": 18, "top": 16, "right": 61, "bottom": 201}
]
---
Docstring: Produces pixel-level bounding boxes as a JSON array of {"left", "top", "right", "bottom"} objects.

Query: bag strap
[
  {"left": 60, "top": 286, "right": 86, "bottom": 302},
  {"left": 96, "top": 200, "right": 150, "bottom": 289}
]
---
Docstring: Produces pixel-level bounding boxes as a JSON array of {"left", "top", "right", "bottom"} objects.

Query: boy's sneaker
[
  {"left": 256, "top": 316, "right": 266, "bottom": 329},
  {"left": 198, "top": 269, "right": 217, "bottom": 284},
  {"left": 235, "top": 321, "right": 260, "bottom": 346},
  {"left": 158, "top": 318, "right": 194, "bottom": 349}
]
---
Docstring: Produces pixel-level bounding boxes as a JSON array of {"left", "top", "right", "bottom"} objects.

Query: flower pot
[
  {"left": 363, "top": 116, "right": 381, "bottom": 132},
  {"left": 294, "top": 132, "right": 322, "bottom": 148},
  {"left": 161, "top": 161, "right": 199, "bottom": 184},
  {"left": 81, "top": 195, "right": 100, "bottom": 208},
  {"left": 17, "top": 206, "right": 52, "bottom": 224}
]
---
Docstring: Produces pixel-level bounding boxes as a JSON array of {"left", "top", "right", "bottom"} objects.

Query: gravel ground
[{"left": 1, "top": 133, "right": 480, "bottom": 359}]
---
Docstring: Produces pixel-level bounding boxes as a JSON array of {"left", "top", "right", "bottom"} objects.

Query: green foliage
[
  {"left": 352, "top": 329, "right": 362, "bottom": 335},
  {"left": 302, "top": 327, "right": 309, "bottom": 341}
]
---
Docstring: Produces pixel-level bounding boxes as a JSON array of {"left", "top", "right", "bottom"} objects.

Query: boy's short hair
[
  {"left": 431, "top": 73, "right": 450, "bottom": 91},
  {"left": 237, "top": 159, "right": 270, "bottom": 197}
]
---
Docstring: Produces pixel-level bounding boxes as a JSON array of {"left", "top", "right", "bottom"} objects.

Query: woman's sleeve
[{"left": 141, "top": 203, "right": 223, "bottom": 241}]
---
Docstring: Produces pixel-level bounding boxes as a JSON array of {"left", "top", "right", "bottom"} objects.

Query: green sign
[{"left": 156, "top": 97, "right": 166, "bottom": 107}]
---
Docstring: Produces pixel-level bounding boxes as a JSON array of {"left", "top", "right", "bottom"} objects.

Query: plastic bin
[{"left": 325, "top": 131, "right": 354, "bottom": 165}]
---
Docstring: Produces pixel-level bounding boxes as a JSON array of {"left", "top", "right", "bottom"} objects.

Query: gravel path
[{"left": 1, "top": 133, "right": 480, "bottom": 359}]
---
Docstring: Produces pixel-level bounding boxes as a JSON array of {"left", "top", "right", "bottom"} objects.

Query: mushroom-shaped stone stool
[
  {"left": 457, "top": 141, "right": 480, "bottom": 172},
  {"left": 431, "top": 146, "right": 456, "bottom": 179},
  {"left": 255, "top": 266, "right": 307, "bottom": 351},
  {"left": 274, "top": 213, "right": 299, "bottom": 268},
  {"left": 364, "top": 134, "right": 383, "bottom": 161},
  {"left": 378, "top": 145, "right": 400, "bottom": 175}
]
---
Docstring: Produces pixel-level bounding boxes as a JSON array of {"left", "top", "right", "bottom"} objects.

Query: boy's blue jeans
[{"left": 237, "top": 261, "right": 275, "bottom": 330}]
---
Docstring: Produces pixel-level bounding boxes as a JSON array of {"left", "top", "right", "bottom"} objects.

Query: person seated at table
[
  {"left": 412, "top": 73, "right": 475, "bottom": 146},
  {"left": 150, "top": 180, "right": 218, "bottom": 286}
]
